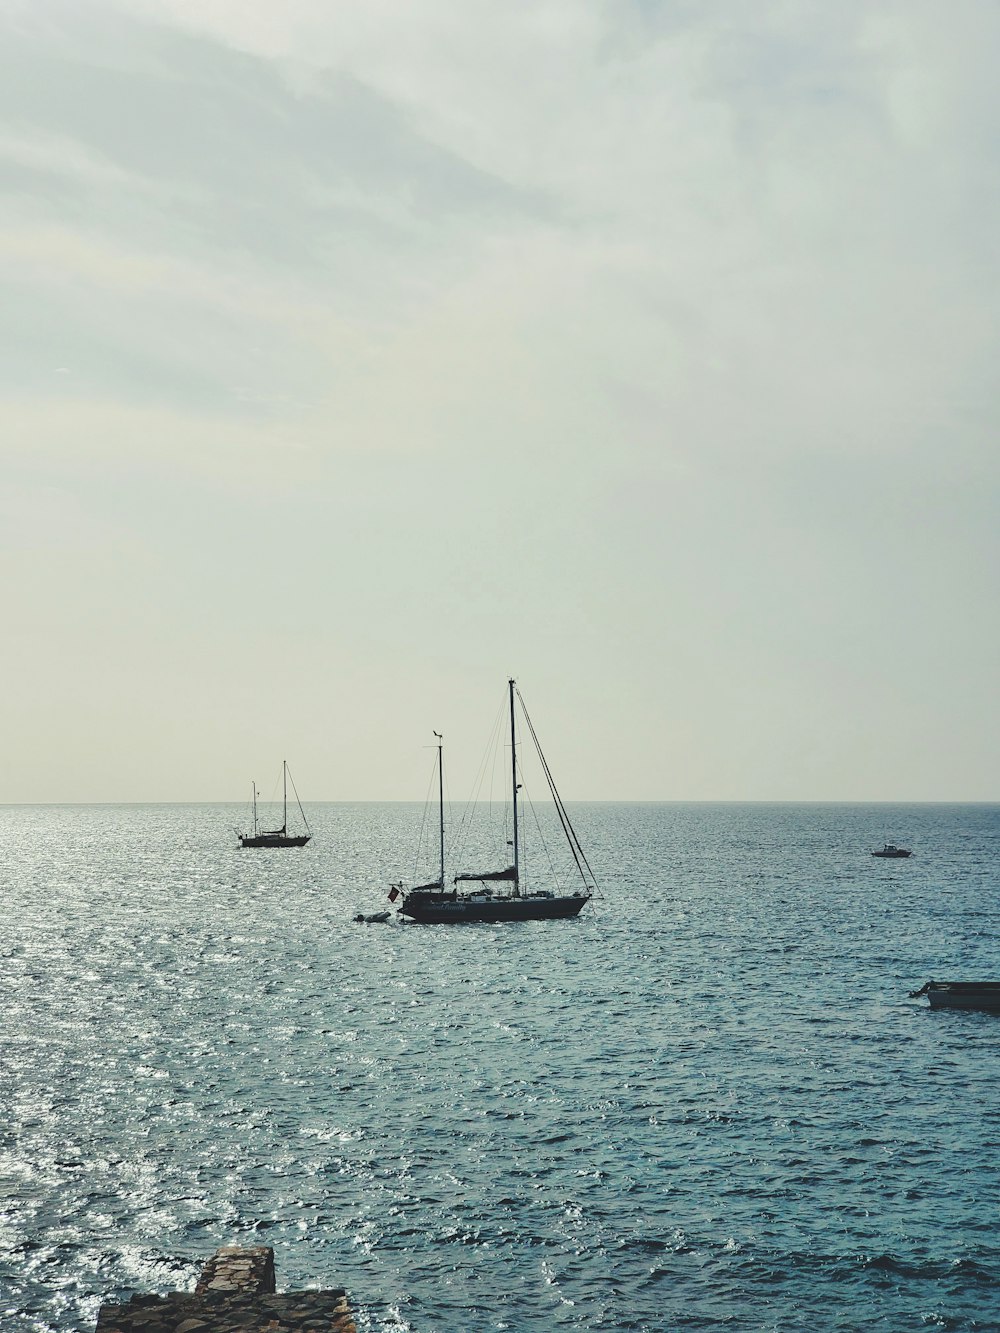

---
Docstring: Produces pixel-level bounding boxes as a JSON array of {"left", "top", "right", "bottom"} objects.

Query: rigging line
[
  {"left": 412, "top": 752, "right": 437, "bottom": 883},
  {"left": 456, "top": 698, "right": 502, "bottom": 845},
  {"left": 236, "top": 785, "right": 255, "bottom": 837},
  {"left": 497, "top": 703, "right": 510, "bottom": 852},
  {"left": 286, "top": 766, "right": 311, "bottom": 833},
  {"left": 502, "top": 678, "right": 522, "bottom": 859},
  {"left": 518, "top": 701, "right": 590, "bottom": 876},
  {"left": 517, "top": 691, "right": 599, "bottom": 891},
  {"left": 516, "top": 695, "right": 575, "bottom": 855},
  {"left": 442, "top": 752, "right": 457, "bottom": 877},
  {"left": 520, "top": 774, "right": 565, "bottom": 895},
  {"left": 487, "top": 682, "right": 510, "bottom": 849},
  {"left": 438, "top": 741, "right": 449, "bottom": 883},
  {"left": 452, "top": 690, "right": 507, "bottom": 866}
]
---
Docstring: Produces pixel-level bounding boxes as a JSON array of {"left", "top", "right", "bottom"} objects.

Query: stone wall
[{"left": 95, "top": 1246, "right": 357, "bottom": 1333}]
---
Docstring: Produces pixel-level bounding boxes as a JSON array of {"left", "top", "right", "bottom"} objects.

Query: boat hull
[
  {"left": 922, "top": 982, "right": 1000, "bottom": 1013},
  {"left": 239, "top": 834, "right": 311, "bottom": 848},
  {"left": 873, "top": 849, "right": 911, "bottom": 858},
  {"left": 399, "top": 892, "right": 590, "bottom": 924}
]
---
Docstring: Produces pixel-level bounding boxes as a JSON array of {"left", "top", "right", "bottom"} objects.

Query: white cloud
[{"left": 1, "top": 0, "right": 998, "bottom": 798}]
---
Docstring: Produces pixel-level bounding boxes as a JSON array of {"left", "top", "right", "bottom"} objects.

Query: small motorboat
[
  {"left": 909, "top": 981, "right": 1000, "bottom": 1013},
  {"left": 872, "top": 844, "right": 911, "bottom": 858},
  {"left": 354, "top": 911, "right": 391, "bottom": 924}
]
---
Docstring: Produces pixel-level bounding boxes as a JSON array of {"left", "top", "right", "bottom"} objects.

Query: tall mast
[
  {"left": 509, "top": 678, "right": 519, "bottom": 893},
  {"left": 252, "top": 781, "right": 258, "bottom": 836},
  {"left": 435, "top": 733, "right": 445, "bottom": 888},
  {"left": 282, "top": 759, "right": 288, "bottom": 833}
]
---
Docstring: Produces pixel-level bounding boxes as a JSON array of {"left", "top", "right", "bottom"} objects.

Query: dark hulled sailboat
[
  {"left": 237, "top": 761, "right": 311, "bottom": 848},
  {"left": 393, "top": 681, "right": 596, "bottom": 924}
]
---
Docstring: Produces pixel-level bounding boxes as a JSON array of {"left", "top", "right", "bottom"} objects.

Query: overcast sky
[{"left": 2, "top": 0, "right": 998, "bottom": 802}]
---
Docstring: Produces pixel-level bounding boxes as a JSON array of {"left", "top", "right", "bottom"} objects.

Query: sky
[{"left": 1, "top": 0, "right": 998, "bottom": 802}]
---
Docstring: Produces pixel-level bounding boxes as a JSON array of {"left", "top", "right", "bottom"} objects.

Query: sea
[{"left": 1, "top": 801, "right": 999, "bottom": 1333}]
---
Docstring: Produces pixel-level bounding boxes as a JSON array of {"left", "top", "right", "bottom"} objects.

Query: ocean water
[{"left": 1, "top": 801, "right": 999, "bottom": 1332}]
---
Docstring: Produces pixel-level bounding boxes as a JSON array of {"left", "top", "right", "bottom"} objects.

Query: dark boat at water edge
[
  {"left": 392, "top": 680, "right": 597, "bottom": 924},
  {"left": 873, "top": 843, "right": 911, "bottom": 858},
  {"left": 237, "top": 760, "right": 311, "bottom": 848},
  {"left": 909, "top": 981, "right": 1000, "bottom": 1012}
]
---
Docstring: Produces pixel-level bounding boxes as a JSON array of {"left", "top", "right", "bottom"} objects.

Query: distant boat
[
  {"left": 872, "top": 843, "right": 911, "bottom": 858},
  {"left": 391, "top": 680, "right": 597, "bottom": 924},
  {"left": 237, "top": 761, "right": 311, "bottom": 848},
  {"left": 354, "top": 911, "right": 391, "bottom": 924},
  {"left": 910, "top": 981, "right": 1000, "bottom": 1013}
]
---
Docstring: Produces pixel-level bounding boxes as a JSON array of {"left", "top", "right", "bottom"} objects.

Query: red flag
[{"left": 388, "top": 886, "right": 400, "bottom": 902}]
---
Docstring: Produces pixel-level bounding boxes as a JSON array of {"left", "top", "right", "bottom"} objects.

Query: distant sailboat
[
  {"left": 391, "top": 681, "right": 596, "bottom": 924},
  {"left": 237, "top": 761, "right": 311, "bottom": 848}
]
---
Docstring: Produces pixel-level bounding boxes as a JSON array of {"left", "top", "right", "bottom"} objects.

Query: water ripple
[{"left": 1, "top": 802, "right": 999, "bottom": 1330}]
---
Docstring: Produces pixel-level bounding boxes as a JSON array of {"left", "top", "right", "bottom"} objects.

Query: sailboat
[
  {"left": 392, "top": 681, "right": 596, "bottom": 924},
  {"left": 237, "top": 761, "right": 312, "bottom": 848}
]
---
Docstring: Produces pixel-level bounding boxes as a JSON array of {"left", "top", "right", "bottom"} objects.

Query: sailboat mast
[
  {"left": 252, "top": 781, "right": 258, "bottom": 836},
  {"left": 282, "top": 759, "right": 288, "bottom": 833},
  {"left": 437, "top": 736, "right": 445, "bottom": 889},
  {"left": 509, "top": 678, "right": 519, "bottom": 893}
]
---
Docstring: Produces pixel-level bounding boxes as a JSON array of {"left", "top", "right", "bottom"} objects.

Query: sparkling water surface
[{"left": 1, "top": 802, "right": 999, "bottom": 1332}]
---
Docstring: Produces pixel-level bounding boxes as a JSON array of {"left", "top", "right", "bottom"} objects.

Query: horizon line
[{"left": 0, "top": 798, "right": 997, "bottom": 808}]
